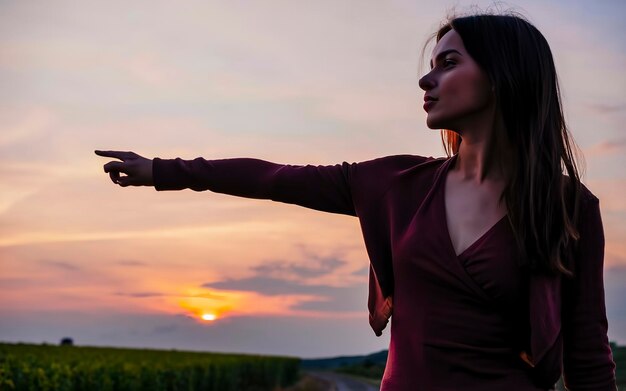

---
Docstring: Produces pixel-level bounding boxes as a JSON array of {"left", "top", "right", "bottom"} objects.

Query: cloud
[
  {"left": 588, "top": 179, "right": 626, "bottom": 212},
  {"left": 203, "top": 276, "right": 338, "bottom": 297},
  {"left": 351, "top": 266, "right": 370, "bottom": 276},
  {"left": 203, "top": 249, "right": 366, "bottom": 313},
  {"left": 0, "top": 106, "right": 58, "bottom": 148},
  {"left": 290, "top": 284, "right": 365, "bottom": 312},
  {"left": 585, "top": 138, "right": 626, "bottom": 157},
  {"left": 151, "top": 324, "right": 178, "bottom": 334},
  {"left": 39, "top": 260, "right": 81, "bottom": 271},
  {"left": 584, "top": 104, "right": 625, "bottom": 115},
  {"left": 0, "top": 278, "right": 31, "bottom": 288},
  {"left": 202, "top": 245, "right": 364, "bottom": 312},
  {"left": 250, "top": 255, "right": 346, "bottom": 279},
  {"left": 184, "top": 292, "right": 229, "bottom": 301},
  {"left": 126, "top": 51, "right": 182, "bottom": 88},
  {"left": 115, "top": 260, "right": 148, "bottom": 267},
  {"left": 114, "top": 291, "right": 165, "bottom": 298}
]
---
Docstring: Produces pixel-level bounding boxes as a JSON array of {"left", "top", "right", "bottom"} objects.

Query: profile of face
[{"left": 419, "top": 29, "right": 494, "bottom": 131}]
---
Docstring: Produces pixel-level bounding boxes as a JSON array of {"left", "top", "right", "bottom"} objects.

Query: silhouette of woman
[{"left": 96, "top": 11, "right": 617, "bottom": 391}]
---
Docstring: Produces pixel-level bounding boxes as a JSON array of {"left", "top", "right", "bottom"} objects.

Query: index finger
[{"left": 94, "top": 150, "right": 134, "bottom": 161}]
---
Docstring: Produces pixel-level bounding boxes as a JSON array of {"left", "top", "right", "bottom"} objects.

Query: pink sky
[{"left": 1, "top": 0, "right": 624, "bottom": 358}]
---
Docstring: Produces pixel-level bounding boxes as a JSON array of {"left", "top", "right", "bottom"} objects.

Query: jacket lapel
[{"left": 526, "top": 271, "right": 562, "bottom": 366}]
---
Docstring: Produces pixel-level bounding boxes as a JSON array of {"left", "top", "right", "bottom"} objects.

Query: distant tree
[{"left": 60, "top": 337, "right": 73, "bottom": 346}]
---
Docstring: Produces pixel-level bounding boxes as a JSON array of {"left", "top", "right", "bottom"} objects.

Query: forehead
[{"left": 431, "top": 29, "right": 465, "bottom": 59}]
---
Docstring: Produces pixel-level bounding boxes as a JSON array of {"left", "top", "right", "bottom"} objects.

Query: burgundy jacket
[{"left": 152, "top": 153, "right": 617, "bottom": 389}]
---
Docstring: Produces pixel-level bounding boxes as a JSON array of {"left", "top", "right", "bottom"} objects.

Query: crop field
[{"left": 0, "top": 343, "right": 301, "bottom": 391}]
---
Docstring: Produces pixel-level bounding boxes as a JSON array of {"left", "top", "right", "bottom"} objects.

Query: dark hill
[{"left": 300, "top": 349, "right": 387, "bottom": 370}]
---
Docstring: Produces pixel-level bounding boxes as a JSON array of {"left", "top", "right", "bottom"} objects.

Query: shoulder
[
  {"left": 348, "top": 154, "right": 446, "bottom": 208},
  {"left": 567, "top": 177, "right": 600, "bottom": 205},
  {"left": 577, "top": 183, "right": 601, "bottom": 236},
  {"left": 579, "top": 182, "right": 599, "bottom": 205},
  {"left": 578, "top": 182, "right": 601, "bottom": 226},
  {"left": 352, "top": 154, "right": 445, "bottom": 173},
  {"left": 562, "top": 177, "right": 602, "bottom": 245},
  {"left": 562, "top": 174, "right": 600, "bottom": 211}
]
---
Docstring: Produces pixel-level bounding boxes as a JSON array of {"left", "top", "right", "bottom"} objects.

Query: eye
[{"left": 443, "top": 59, "right": 456, "bottom": 67}]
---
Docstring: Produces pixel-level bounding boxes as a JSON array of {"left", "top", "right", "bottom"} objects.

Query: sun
[{"left": 201, "top": 313, "right": 216, "bottom": 321}]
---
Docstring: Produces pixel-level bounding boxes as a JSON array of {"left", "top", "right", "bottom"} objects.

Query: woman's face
[{"left": 419, "top": 29, "right": 494, "bottom": 131}]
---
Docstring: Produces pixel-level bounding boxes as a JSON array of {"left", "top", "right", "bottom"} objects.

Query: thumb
[{"left": 116, "top": 176, "right": 133, "bottom": 187}]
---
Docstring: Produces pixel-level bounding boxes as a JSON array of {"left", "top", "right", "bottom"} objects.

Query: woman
[{"left": 96, "top": 12, "right": 617, "bottom": 390}]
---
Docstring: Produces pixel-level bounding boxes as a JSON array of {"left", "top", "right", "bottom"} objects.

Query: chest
[
  {"left": 366, "top": 157, "right": 553, "bottom": 376},
  {"left": 444, "top": 172, "right": 508, "bottom": 257},
  {"left": 391, "top": 168, "right": 526, "bottom": 309}
]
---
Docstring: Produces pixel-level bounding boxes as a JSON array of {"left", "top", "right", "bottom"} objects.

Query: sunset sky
[{"left": 1, "top": 0, "right": 624, "bottom": 359}]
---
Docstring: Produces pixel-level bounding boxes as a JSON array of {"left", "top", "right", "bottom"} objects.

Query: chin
[
  {"left": 426, "top": 116, "right": 447, "bottom": 129},
  {"left": 425, "top": 121, "right": 439, "bottom": 129},
  {"left": 426, "top": 113, "right": 459, "bottom": 131}
]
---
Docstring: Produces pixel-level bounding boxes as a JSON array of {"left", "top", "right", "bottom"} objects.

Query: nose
[{"left": 419, "top": 71, "right": 435, "bottom": 91}]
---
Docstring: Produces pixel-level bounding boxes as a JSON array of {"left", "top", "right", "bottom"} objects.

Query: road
[{"left": 305, "top": 370, "right": 380, "bottom": 391}]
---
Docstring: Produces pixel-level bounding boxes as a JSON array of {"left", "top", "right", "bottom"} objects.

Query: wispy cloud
[
  {"left": 200, "top": 247, "right": 364, "bottom": 314},
  {"left": 203, "top": 276, "right": 343, "bottom": 297},
  {"left": 290, "top": 285, "right": 365, "bottom": 312},
  {"left": 40, "top": 260, "right": 82, "bottom": 271},
  {"left": 0, "top": 278, "right": 31, "bottom": 288},
  {"left": 351, "top": 266, "right": 370, "bottom": 276},
  {"left": 585, "top": 138, "right": 626, "bottom": 157},
  {"left": 585, "top": 103, "right": 626, "bottom": 115},
  {"left": 588, "top": 179, "right": 626, "bottom": 212},
  {"left": 151, "top": 324, "right": 178, "bottom": 334},
  {"left": 250, "top": 255, "right": 346, "bottom": 279},
  {"left": 114, "top": 291, "right": 165, "bottom": 298},
  {"left": 115, "top": 260, "right": 148, "bottom": 267}
]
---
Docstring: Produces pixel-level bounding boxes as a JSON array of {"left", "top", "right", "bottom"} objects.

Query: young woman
[{"left": 96, "top": 12, "right": 617, "bottom": 390}]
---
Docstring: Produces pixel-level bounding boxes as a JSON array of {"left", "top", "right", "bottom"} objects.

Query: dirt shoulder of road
[
  {"left": 336, "top": 372, "right": 381, "bottom": 388},
  {"left": 274, "top": 371, "right": 335, "bottom": 391}
]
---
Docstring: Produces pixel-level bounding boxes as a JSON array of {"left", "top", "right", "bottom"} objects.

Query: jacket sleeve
[
  {"left": 151, "top": 156, "right": 401, "bottom": 217},
  {"left": 562, "top": 197, "right": 617, "bottom": 390}
]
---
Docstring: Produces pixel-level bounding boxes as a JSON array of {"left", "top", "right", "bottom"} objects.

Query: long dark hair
[{"left": 425, "top": 12, "right": 584, "bottom": 278}]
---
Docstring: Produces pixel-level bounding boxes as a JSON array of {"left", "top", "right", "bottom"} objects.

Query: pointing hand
[{"left": 95, "top": 150, "right": 154, "bottom": 187}]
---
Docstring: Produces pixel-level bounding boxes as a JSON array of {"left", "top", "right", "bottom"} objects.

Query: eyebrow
[{"left": 429, "top": 49, "right": 462, "bottom": 69}]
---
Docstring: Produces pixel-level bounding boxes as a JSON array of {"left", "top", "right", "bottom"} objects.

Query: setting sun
[{"left": 201, "top": 313, "right": 216, "bottom": 321}]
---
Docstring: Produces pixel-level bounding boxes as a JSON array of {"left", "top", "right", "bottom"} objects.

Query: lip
[{"left": 423, "top": 100, "right": 437, "bottom": 112}]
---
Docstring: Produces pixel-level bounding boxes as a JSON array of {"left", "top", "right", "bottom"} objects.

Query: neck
[{"left": 451, "top": 111, "right": 510, "bottom": 184}]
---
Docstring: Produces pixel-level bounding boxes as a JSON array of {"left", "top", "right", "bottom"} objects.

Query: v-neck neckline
[{"left": 441, "top": 154, "right": 508, "bottom": 259}]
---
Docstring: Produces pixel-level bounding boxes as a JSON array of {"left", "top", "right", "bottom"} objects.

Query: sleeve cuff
[{"left": 152, "top": 157, "right": 186, "bottom": 191}]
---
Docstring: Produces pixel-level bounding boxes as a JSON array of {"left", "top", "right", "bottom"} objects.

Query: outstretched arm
[{"left": 95, "top": 150, "right": 362, "bottom": 216}]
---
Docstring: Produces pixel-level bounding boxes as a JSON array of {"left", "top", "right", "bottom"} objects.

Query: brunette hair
[{"left": 424, "top": 12, "right": 584, "bottom": 278}]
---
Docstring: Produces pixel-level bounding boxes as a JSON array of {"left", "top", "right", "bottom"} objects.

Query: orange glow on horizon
[
  {"left": 176, "top": 290, "right": 239, "bottom": 322},
  {"left": 201, "top": 313, "right": 216, "bottom": 321}
]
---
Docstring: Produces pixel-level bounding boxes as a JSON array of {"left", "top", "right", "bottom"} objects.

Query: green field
[{"left": 0, "top": 343, "right": 301, "bottom": 391}]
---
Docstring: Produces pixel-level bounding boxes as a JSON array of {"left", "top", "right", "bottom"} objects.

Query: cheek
[
  {"left": 469, "top": 73, "right": 492, "bottom": 103},
  {"left": 465, "top": 66, "right": 492, "bottom": 101},
  {"left": 444, "top": 70, "right": 491, "bottom": 108}
]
